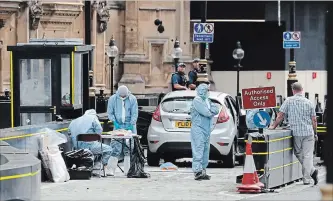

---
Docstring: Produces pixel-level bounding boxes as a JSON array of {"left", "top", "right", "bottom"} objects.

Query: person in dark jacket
[
  {"left": 188, "top": 58, "right": 200, "bottom": 90},
  {"left": 171, "top": 63, "right": 188, "bottom": 91}
]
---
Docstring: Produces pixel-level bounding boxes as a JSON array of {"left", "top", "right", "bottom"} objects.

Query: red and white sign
[{"left": 241, "top": 86, "right": 277, "bottom": 110}]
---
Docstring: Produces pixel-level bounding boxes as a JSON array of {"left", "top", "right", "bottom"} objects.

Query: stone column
[
  {"left": 124, "top": 1, "right": 139, "bottom": 56},
  {"left": 17, "top": 6, "right": 29, "bottom": 43},
  {"left": 92, "top": 2, "right": 107, "bottom": 91},
  {"left": 119, "top": 0, "right": 145, "bottom": 94},
  {"left": 0, "top": 1, "right": 23, "bottom": 92},
  {"left": 89, "top": 4, "right": 98, "bottom": 96}
]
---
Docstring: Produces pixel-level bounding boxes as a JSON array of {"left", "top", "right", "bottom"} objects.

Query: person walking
[{"left": 269, "top": 82, "right": 319, "bottom": 185}]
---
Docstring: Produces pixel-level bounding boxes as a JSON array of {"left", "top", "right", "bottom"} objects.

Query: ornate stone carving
[
  {"left": 93, "top": 1, "right": 110, "bottom": 33},
  {"left": 0, "top": 0, "right": 23, "bottom": 29},
  {"left": 41, "top": 2, "right": 83, "bottom": 26},
  {"left": 27, "top": 1, "right": 84, "bottom": 30},
  {"left": 28, "top": 0, "right": 43, "bottom": 30}
]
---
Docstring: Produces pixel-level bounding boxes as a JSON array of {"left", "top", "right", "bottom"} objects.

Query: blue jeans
[
  {"left": 78, "top": 141, "right": 112, "bottom": 165},
  {"left": 109, "top": 138, "right": 134, "bottom": 159},
  {"left": 191, "top": 132, "right": 210, "bottom": 173}
]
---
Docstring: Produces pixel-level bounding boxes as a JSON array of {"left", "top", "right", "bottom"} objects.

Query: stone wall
[
  {"left": 119, "top": 1, "right": 193, "bottom": 94},
  {"left": 0, "top": 0, "right": 194, "bottom": 95}
]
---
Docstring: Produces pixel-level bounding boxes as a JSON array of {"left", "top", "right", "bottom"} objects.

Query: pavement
[{"left": 40, "top": 158, "right": 326, "bottom": 200}]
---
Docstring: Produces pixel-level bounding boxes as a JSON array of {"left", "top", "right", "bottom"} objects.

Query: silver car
[{"left": 147, "top": 90, "right": 241, "bottom": 168}]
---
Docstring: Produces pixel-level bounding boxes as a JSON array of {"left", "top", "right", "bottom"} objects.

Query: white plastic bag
[
  {"left": 46, "top": 146, "right": 70, "bottom": 183},
  {"left": 38, "top": 128, "right": 68, "bottom": 149}
]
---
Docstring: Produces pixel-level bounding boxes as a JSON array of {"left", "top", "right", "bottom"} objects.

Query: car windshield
[{"left": 161, "top": 97, "right": 221, "bottom": 113}]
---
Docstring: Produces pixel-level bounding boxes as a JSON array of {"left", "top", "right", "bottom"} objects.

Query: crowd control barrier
[
  {"left": 0, "top": 141, "right": 41, "bottom": 201},
  {"left": 237, "top": 130, "right": 302, "bottom": 189},
  {"left": 0, "top": 121, "right": 71, "bottom": 157},
  {"left": 0, "top": 107, "right": 153, "bottom": 156},
  {"left": 0, "top": 119, "right": 114, "bottom": 157}
]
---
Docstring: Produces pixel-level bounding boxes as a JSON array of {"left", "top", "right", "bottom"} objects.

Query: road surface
[{"left": 40, "top": 160, "right": 326, "bottom": 200}]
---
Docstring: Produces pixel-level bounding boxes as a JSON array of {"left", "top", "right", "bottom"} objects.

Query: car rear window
[{"left": 161, "top": 97, "right": 221, "bottom": 113}]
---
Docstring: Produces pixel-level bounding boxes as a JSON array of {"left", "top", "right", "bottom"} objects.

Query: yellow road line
[{"left": 0, "top": 170, "right": 40, "bottom": 181}]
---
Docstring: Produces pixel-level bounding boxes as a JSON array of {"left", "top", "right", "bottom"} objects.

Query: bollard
[
  {"left": 315, "top": 93, "right": 323, "bottom": 112},
  {"left": 96, "top": 89, "right": 107, "bottom": 113},
  {"left": 276, "top": 95, "right": 283, "bottom": 107}
]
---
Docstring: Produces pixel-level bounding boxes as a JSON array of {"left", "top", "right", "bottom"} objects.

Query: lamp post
[
  {"left": 106, "top": 36, "right": 119, "bottom": 95},
  {"left": 233, "top": 41, "right": 245, "bottom": 97},
  {"left": 287, "top": 1, "right": 297, "bottom": 97},
  {"left": 173, "top": 38, "right": 182, "bottom": 72}
]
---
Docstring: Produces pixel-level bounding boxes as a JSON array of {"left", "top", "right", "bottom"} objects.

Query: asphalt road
[{"left": 40, "top": 160, "right": 326, "bottom": 200}]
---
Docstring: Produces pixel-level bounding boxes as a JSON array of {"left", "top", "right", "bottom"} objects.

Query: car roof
[{"left": 162, "top": 90, "right": 230, "bottom": 101}]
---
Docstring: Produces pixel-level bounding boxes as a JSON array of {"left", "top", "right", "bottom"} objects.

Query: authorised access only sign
[{"left": 241, "top": 86, "right": 277, "bottom": 110}]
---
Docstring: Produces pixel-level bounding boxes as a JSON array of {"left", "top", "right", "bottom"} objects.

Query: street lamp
[
  {"left": 106, "top": 36, "right": 118, "bottom": 95},
  {"left": 173, "top": 38, "right": 182, "bottom": 72},
  {"left": 232, "top": 41, "right": 244, "bottom": 97}
]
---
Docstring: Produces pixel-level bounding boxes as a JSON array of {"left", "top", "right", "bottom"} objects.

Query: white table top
[{"left": 101, "top": 134, "right": 140, "bottom": 139}]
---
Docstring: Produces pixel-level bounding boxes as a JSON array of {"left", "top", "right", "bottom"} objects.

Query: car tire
[
  {"left": 163, "top": 155, "right": 176, "bottom": 164},
  {"left": 224, "top": 142, "right": 236, "bottom": 168},
  {"left": 236, "top": 143, "right": 245, "bottom": 166},
  {"left": 147, "top": 148, "right": 160, "bottom": 167}
]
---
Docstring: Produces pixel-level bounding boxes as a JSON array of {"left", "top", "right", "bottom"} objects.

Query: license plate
[{"left": 175, "top": 121, "right": 192, "bottom": 128}]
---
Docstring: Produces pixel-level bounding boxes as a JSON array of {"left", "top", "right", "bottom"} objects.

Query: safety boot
[
  {"left": 202, "top": 169, "right": 211, "bottom": 180},
  {"left": 106, "top": 156, "right": 118, "bottom": 176},
  {"left": 194, "top": 171, "right": 205, "bottom": 181}
]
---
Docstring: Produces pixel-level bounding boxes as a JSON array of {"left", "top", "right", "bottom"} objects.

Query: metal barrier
[
  {"left": 237, "top": 130, "right": 302, "bottom": 189},
  {"left": 0, "top": 121, "right": 71, "bottom": 157},
  {"left": 0, "top": 107, "right": 152, "bottom": 156},
  {"left": 0, "top": 141, "right": 41, "bottom": 201}
]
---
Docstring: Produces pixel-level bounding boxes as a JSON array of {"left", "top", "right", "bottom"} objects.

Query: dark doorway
[
  {"left": 210, "top": 21, "right": 286, "bottom": 71},
  {"left": 190, "top": 1, "right": 266, "bottom": 20},
  {"left": 190, "top": 1, "right": 286, "bottom": 72}
]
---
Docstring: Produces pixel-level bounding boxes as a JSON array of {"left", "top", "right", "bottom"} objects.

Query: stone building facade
[
  {"left": 0, "top": 0, "right": 198, "bottom": 95},
  {"left": 0, "top": 1, "right": 328, "bottom": 103}
]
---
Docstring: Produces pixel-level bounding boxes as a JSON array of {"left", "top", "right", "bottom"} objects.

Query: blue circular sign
[
  {"left": 253, "top": 110, "right": 271, "bottom": 128},
  {"left": 283, "top": 32, "right": 292, "bottom": 41},
  {"left": 194, "top": 23, "right": 204, "bottom": 33}
]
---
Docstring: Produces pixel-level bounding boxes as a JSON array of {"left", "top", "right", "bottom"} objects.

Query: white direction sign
[{"left": 193, "top": 23, "right": 214, "bottom": 43}]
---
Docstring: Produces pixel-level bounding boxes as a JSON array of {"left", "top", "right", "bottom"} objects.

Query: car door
[
  {"left": 224, "top": 96, "right": 238, "bottom": 137},
  {"left": 225, "top": 96, "right": 239, "bottom": 136}
]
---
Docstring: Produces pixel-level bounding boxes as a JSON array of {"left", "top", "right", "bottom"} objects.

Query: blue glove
[
  {"left": 126, "top": 125, "right": 133, "bottom": 131},
  {"left": 113, "top": 121, "right": 120, "bottom": 130}
]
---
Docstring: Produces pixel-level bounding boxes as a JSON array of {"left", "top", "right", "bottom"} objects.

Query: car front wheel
[
  {"left": 147, "top": 148, "right": 160, "bottom": 167},
  {"left": 224, "top": 142, "right": 236, "bottom": 168}
]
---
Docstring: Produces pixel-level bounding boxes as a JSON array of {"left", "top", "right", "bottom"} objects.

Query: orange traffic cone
[
  {"left": 237, "top": 136, "right": 262, "bottom": 193},
  {"left": 254, "top": 169, "right": 265, "bottom": 188}
]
